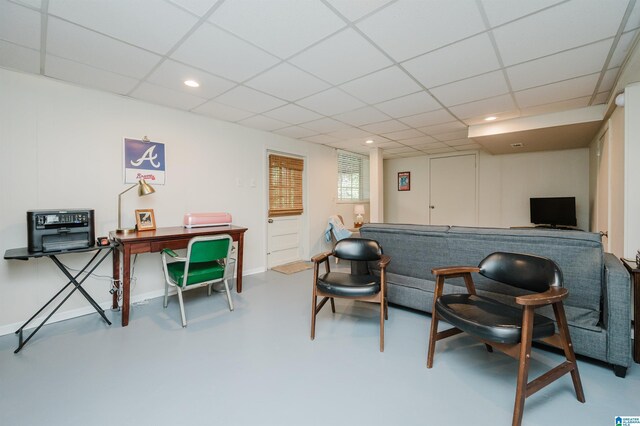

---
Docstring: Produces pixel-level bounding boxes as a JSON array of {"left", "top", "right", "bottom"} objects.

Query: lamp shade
[
  {"left": 138, "top": 179, "right": 155, "bottom": 196},
  {"left": 354, "top": 204, "right": 365, "bottom": 215},
  {"left": 116, "top": 179, "right": 156, "bottom": 233}
]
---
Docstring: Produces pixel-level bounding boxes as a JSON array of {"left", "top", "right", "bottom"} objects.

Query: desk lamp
[
  {"left": 116, "top": 179, "right": 155, "bottom": 234},
  {"left": 354, "top": 204, "right": 365, "bottom": 228}
]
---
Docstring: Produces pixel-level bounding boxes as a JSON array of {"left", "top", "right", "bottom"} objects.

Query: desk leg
[
  {"left": 237, "top": 232, "right": 244, "bottom": 293},
  {"left": 122, "top": 245, "right": 131, "bottom": 326},
  {"left": 633, "top": 273, "right": 639, "bottom": 363},
  {"left": 112, "top": 247, "right": 120, "bottom": 310}
]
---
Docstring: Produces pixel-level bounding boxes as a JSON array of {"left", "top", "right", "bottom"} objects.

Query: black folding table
[{"left": 4, "top": 244, "right": 114, "bottom": 353}]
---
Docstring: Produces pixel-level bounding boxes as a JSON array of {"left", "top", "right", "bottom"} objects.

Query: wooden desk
[
  {"left": 621, "top": 259, "right": 640, "bottom": 363},
  {"left": 110, "top": 225, "right": 248, "bottom": 326}
]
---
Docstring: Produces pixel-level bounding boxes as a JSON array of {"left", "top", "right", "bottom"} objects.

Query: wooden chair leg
[
  {"left": 330, "top": 297, "right": 335, "bottom": 313},
  {"left": 553, "top": 302, "right": 586, "bottom": 402},
  {"left": 426, "top": 310, "right": 440, "bottom": 368},
  {"left": 513, "top": 306, "right": 534, "bottom": 426},
  {"left": 310, "top": 288, "right": 318, "bottom": 340},
  {"left": 384, "top": 298, "right": 388, "bottom": 320},
  {"left": 379, "top": 298, "right": 385, "bottom": 352}
]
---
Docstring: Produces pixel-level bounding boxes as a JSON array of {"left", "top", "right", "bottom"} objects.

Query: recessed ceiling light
[
  {"left": 510, "top": 143, "right": 524, "bottom": 148},
  {"left": 484, "top": 116, "right": 497, "bottom": 121},
  {"left": 365, "top": 139, "right": 374, "bottom": 144},
  {"left": 184, "top": 80, "right": 200, "bottom": 88}
]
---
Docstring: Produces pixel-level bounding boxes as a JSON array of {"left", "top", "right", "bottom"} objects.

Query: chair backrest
[
  {"left": 334, "top": 238, "right": 382, "bottom": 261},
  {"left": 187, "top": 234, "right": 232, "bottom": 263},
  {"left": 478, "top": 252, "right": 562, "bottom": 293}
]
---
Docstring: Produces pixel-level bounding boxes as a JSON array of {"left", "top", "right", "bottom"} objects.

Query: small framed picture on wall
[
  {"left": 398, "top": 171, "right": 410, "bottom": 191},
  {"left": 135, "top": 209, "right": 156, "bottom": 231}
]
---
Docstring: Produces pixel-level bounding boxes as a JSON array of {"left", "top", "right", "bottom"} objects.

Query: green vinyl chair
[{"left": 161, "top": 234, "right": 235, "bottom": 327}]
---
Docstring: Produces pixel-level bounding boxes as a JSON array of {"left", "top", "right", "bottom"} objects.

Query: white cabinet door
[{"left": 429, "top": 154, "right": 477, "bottom": 226}]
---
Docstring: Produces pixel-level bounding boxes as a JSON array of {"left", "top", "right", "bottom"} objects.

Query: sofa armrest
[{"left": 603, "top": 253, "right": 632, "bottom": 367}]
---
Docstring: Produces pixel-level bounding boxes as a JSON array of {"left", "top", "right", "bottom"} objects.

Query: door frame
[
  {"left": 428, "top": 151, "right": 479, "bottom": 226},
  {"left": 264, "top": 148, "right": 308, "bottom": 268}
]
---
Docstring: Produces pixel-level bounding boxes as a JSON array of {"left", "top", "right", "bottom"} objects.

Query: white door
[
  {"left": 267, "top": 216, "right": 301, "bottom": 268},
  {"left": 429, "top": 154, "right": 477, "bottom": 226},
  {"left": 596, "top": 130, "right": 609, "bottom": 250}
]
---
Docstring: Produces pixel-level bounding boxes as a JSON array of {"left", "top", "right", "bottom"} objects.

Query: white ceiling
[{"left": 1, "top": 0, "right": 639, "bottom": 158}]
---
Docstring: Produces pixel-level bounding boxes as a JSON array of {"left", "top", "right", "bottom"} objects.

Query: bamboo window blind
[{"left": 268, "top": 154, "right": 304, "bottom": 217}]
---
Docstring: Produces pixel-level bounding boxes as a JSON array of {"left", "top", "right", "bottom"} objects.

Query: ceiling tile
[
  {"left": 593, "top": 91, "right": 609, "bottom": 105},
  {"left": 192, "top": 100, "right": 254, "bottom": 122},
  {"left": 333, "top": 106, "right": 390, "bottom": 126},
  {"left": 625, "top": 1, "right": 640, "bottom": 31},
  {"left": 297, "top": 88, "right": 365, "bottom": 116},
  {"left": 49, "top": 0, "right": 197, "bottom": 54},
  {"left": 340, "top": 66, "right": 422, "bottom": 104},
  {"left": 146, "top": 59, "right": 236, "bottom": 99},
  {"left": 434, "top": 129, "right": 468, "bottom": 142},
  {"left": 446, "top": 138, "right": 474, "bottom": 147},
  {"left": 599, "top": 67, "right": 620, "bottom": 93},
  {"left": 302, "top": 134, "right": 342, "bottom": 144},
  {"left": 245, "top": 63, "right": 330, "bottom": 101},
  {"left": 214, "top": 85, "right": 286, "bottom": 113},
  {"left": 328, "top": 127, "right": 373, "bottom": 139},
  {"left": 263, "top": 103, "right": 323, "bottom": 125},
  {"left": 45, "top": 54, "right": 139, "bottom": 95},
  {"left": 357, "top": 0, "right": 485, "bottom": 62},
  {"left": 480, "top": 0, "right": 564, "bottom": 27},
  {"left": 209, "top": 0, "right": 345, "bottom": 59},
  {"left": 398, "top": 109, "right": 458, "bottom": 128},
  {"left": 130, "top": 82, "right": 207, "bottom": 111},
  {"left": 493, "top": 0, "right": 628, "bottom": 66},
  {"left": 418, "top": 121, "right": 467, "bottom": 136},
  {"left": 411, "top": 142, "right": 444, "bottom": 150},
  {"left": 374, "top": 91, "right": 440, "bottom": 118},
  {"left": 374, "top": 141, "right": 404, "bottom": 149},
  {"left": 385, "top": 146, "right": 419, "bottom": 154},
  {"left": 0, "top": 40, "right": 39, "bottom": 73},
  {"left": 610, "top": 30, "right": 638, "bottom": 68},
  {"left": 325, "top": 0, "right": 393, "bottom": 22},
  {"left": 10, "top": 0, "right": 41, "bottom": 9},
  {"left": 274, "top": 126, "right": 319, "bottom": 139},
  {"left": 47, "top": 18, "right": 162, "bottom": 79},
  {"left": 403, "top": 33, "right": 500, "bottom": 89},
  {"left": 0, "top": 0, "right": 40, "bottom": 49},
  {"left": 514, "top": 73, "right": 600, "bottom": 108},
  {"left": 425, "top": 147, "right": 457, "bottom": 154},
  {"left": 400, "top": 136, "right": 438, "bottom": 146},
  {"left": 300, "top": 117, "right": 351, "bottom": 133},
  {"left": 360, "top": 119, "right": 409, "bottom": 134},
  {"left": 507, "top": 39, "right": 612, "bottom": 91},
  {"left": 172, "top": 23, "right": 279, "bottom": 82},
  {"left": 290, "top": 28, "right": 392, "bottom": 85},
  {"left": 449, "top": 94, "right": 515, "bottom": 119},
  {"left": 382, "top": 128, "right": 424, "bottom": 141},
  {"left": 430, "top": 71, "right": 509, "bottom": 107},
  {"left": 454, "top": 143, "right": 482, "bottom": 151},
  {"left": 237, "top": 115, "right": 289, "bottom": 131},
  {"left": 167, "top": 0, "right": 219, "bottom": 17}
]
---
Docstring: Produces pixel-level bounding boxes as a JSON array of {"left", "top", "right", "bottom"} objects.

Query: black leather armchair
[
  {"left": 310, "top": 238, "right": 390, "bottom": 351},
  {"left": 427, "top": 252, "right": 585, "bottom": 426}
]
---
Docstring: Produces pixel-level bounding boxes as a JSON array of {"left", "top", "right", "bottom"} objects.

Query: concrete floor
[{"left": 0, "top": 268, "right": 638, "bottom": 426}]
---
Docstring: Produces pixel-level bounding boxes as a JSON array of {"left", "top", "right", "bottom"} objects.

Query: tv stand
[{"left": 534, "top": 224, "right": 582, "bottom": 231}]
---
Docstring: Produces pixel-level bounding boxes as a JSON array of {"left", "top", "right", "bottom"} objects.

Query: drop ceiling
[{"left": 1, "top": 0, "right": 639, "bottom": 158}]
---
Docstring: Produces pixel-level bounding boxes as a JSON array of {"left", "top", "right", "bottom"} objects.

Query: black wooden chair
[
  {"left": 427, "top": 252, "right": 585, "bottom": 426},
  {"left": 310, "top": 238, "right": 390, "bottom": 351}
]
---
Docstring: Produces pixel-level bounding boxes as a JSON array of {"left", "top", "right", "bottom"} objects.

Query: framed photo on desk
[{"left": 135, "top": 209, "right": 156, "bottom": 231}]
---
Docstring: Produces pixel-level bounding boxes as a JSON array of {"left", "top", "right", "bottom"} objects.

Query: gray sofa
[{"left": 360, "top": 223, "right": 632, "bottom": 376}]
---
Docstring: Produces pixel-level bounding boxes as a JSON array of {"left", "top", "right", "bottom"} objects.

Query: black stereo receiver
[{"left": 27, "top": 209, "right": 95, "bottom": 252}]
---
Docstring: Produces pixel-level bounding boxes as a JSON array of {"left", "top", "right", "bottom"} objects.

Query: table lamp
[
  {"left": 354, "top": 204, "right": 365, "bottom": 228},
  {"left": 116, "top": 179, "right": 155, "bottom": 234}
]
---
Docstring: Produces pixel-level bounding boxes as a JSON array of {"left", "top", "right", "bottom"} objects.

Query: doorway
[{"left": 429, "top": 153, "right": 477, "bottom": 226}]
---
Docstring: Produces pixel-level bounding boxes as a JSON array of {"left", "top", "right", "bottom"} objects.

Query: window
[
  {"left": 337, "top": 150, "right": 369, "bottom": 202},
  {"left": 268, "top": 154, "right": 304, "bottom": 217}
]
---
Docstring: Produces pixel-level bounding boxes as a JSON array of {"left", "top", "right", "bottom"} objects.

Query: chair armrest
[
  {"left": 162, "top": 248, "right": 186, "bottom": 261},
  {"left": 311, "top": 251, "right": 332, "bottom": 264},
  {"left": 378, "top": 254, "right": 391, "bottom": 269},
  {"left": 431, "top": 266, "right": 480, "bottom": 276},
  {"left": 515, "top": 287, "right": 568, "bottom": 306}
]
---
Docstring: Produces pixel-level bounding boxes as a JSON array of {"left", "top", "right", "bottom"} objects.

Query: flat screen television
[{"left": 530, "top": 197, "right": 577, "bottom": 227}]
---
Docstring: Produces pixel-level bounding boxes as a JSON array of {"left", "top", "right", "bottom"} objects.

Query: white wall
[
  {"left": 384, "top": 148, "right": 590, "bottom": 230},
  {"left": 0, "top": 69, "right": 336, "bottom": 331},
  {"left": 624, "top": 82, "right": 640, "bottom": 258}
]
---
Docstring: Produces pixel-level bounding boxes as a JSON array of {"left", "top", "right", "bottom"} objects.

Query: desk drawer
[
  {"left": 129, "top": 242, "right": 151, "bottom": 254},
  {"left": 151, "top": 239, "right": 190, "bottom": 252}
]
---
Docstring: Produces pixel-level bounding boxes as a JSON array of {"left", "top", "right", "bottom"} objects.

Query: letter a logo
[{"left": 130, "top": 145, "right": 160, "bottom": 168}]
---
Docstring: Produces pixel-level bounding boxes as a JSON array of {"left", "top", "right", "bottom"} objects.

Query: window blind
[
  {"left": 337, "top": 150, "right": 369, "bottom": 201},
  {"left": 268, "top": 154, "right": 304, "bottom": 217}
]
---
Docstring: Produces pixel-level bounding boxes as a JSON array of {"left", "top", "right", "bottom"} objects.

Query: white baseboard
[{"left": 0, "top": 268, "right": 266, "bottom": 337}]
